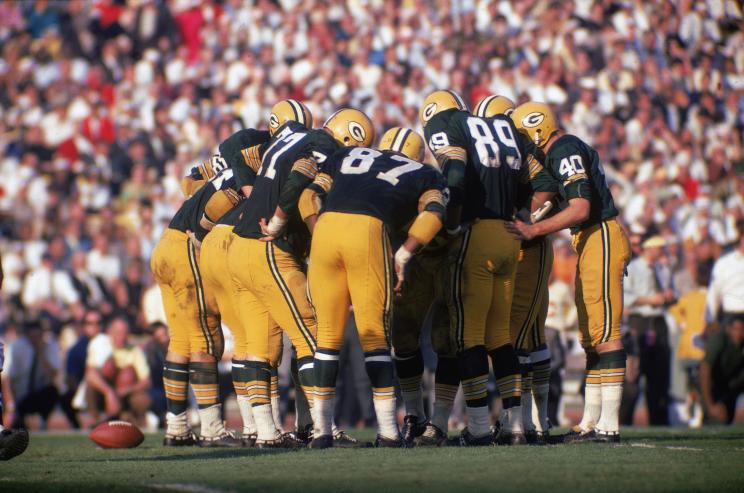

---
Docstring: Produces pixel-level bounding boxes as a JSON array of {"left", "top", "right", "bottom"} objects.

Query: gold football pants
[
  {"left": 509, "top": 236, "right": 553, "bottom": 352},
  {"left": 150, "top": 228, "right": 223, "bottom": 358},
  {"left": 200, "top": 225, "right": 283, "bottom": 364},
  {"left": 308, "top": 212, "right": 392, "bottom": 353},
  {"left": 448, "top": 219, "right": 520, "bottom": 352},
  {"left": 391, "top": 250, "right": 455, "bottom": 357},
  {"left": 572, "top": 219, "right": 631, "bottom": 347},
  {"left": 227, "top": 236, "right": 316, "bottom": 361}
]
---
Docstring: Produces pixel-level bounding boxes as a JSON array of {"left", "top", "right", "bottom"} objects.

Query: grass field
[{"left": 3, "top": 427, "right": 744, "bottom": 493}]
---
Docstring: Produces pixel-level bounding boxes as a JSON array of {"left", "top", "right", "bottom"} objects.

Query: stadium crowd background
[{"left": 1, "top": 0, "right": 743, "bottom": 431}]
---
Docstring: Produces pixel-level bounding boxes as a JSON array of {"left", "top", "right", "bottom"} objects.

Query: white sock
[
  {"left": 596, "top": 383, "right": 623, "bottom": 434},
  {"left": 197, "top": 404, "right": 224, "bottom": 438},
  {"left": 253, "top": 403, "right": 279, "bottom": 441},
  {"left": 579, "top": 381, "right": 602, "bottom": 431},
  {"left": 532, "top": 383, "right": 550, "bottom": 432},
  {"left": 373, "top": 398, "right": 399, "bottom": 440},
  {"left": 466, "top": 406, "right": 491, "bottom": 438},
  {"left": 503, "top": 405, "right": 524, "bottom": 433},
  {"left": 431, "top": 400, "right": 453, "bottom": 432},
  {"left": 165, "top": 411, "right": 189, "bottom": 436},
  {"left": 236, "top": 395, "right": 257, "bottom": 436},
  {"left": 271, "top": 394, "right": 282, "bottom": 433},
  {"left": 313, "top": 398, "right": 334, "bottom": 437}
]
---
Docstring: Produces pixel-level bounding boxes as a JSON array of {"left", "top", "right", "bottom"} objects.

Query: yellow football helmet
[
  {"left": 419, "top": 90, "right": 468, "bottom": 126},
  {"left": 323, "top": 108, "right": 374, "bottom": 147},
  {"left": 474, "top": 95, "right": 515, "bottom": 118},
  {"left": 379, "top": 127, "right": 425, "bottom": 162},
  {"left": 511, "top": 102, "right": 558, "bottom": 148},
  {"left": 269, "top": 99, "right": 313, "bottom": 135}
]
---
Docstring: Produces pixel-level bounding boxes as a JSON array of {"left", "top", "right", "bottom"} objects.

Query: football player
[
  {"left": 507, "top": 102, "right": 631, "bottom": 443},
  {"left": 421, "top": 90, "right": 543, "bottom": 445},
  {"left": 477, "top": 95, "right": 558, "bottom": 444},
  {"left": 368, "top": 128, "right": 457, "bottom": 447},
  {"left": 198, "top": 125, "right": 284, "bottom": 446},
  {"left": 300, "top": 126, "right": 446, "bottom": 448},
  {"left": 226, "top": 105, "right": 370, "bottom": 447},
  {"left": 151, "top": 154, "right": 243, "bottom": 447}
]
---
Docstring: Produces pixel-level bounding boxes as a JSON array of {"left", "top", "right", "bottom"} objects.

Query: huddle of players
[{"left": 151, "top": 88, "right": 630, "bottom": 449}]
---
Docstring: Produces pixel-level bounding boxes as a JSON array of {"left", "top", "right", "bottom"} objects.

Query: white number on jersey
[
  {"left": 376, "top": 155, "right": 423, "bottom": 186},
  {"left": 340, "top": 147, "right": 381, "bottom": 174},
  {"left": 340, "top": 148, "right": 424, "bottom": 186},
  {"left": 558, "top": 155, "right": 586, "bottom": 178},
  {"left": 260, "top": 127, "right": 306, "bottom": 179},
  {"left": 428, "top": 132, "right": 450, "bottom": 151},
  {"left": 466, "top": 117, "right": 521, "bottom": 170},
  {"left": 210, "top": 168, "right": 233, "bottom": 190}
]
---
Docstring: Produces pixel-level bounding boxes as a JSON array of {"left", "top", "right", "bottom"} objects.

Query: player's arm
[
  {"left": 425, "top": 125, "right": 466, "bottom": 232},
  {"left": 298, "top": 172, "right": 333, "bottom": 234},
  {"left": 260, "top": 156, "right": 319, "bottom": 239},
  {"left": 237, "top": 143, "right": 265, "bottom": 198},
  {"left": 200, "top": 187, "right": 241, "bottom": 232},
  {"left": 506, "top": 147, "right": 591, "bottom": 240},
  {"left": 394, "top": 184, "right": 447, "bottom": 293}
]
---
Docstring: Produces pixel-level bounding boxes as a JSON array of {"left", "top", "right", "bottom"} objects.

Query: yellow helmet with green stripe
[
  {"left": 419, "top": 90, "right": 468, "bottom": 127},
  {"left": 269, "top": 99, "right": 313, "bottom": 135},
  {"left": 474, "top": 95, "right": 515, "bottom": 118},
  {"left": 379, "top": 127, "right": 425, "bottom": 162}
]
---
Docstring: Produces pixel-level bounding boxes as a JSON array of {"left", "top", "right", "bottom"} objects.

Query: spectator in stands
[
  {"left": 3, "top": 321, "right": 61, "bottom": 430},
  {"left": 706, "top": 220, "right": 744, "bottom": 327},
  {"left": 84, "top": 316, "right": 151, "bottom": 428},
  {"left": 63, "top": 309, "right": 104, "bottom": 429},
  {"left": 669, "top": 264, "right": 711, "bottom": 427},
  {"left": 623, "top": 236, "right": 676, "bottom": 425},
  {"left": 701, "top": 314, "right": 744, "bottom": 424}
]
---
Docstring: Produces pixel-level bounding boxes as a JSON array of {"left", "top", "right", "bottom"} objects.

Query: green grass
[{"left": 3, "top": 427, "right": 744, "bottom": 493}]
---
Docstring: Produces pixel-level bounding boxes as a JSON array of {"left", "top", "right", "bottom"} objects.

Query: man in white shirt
[
  {"left": 21, "top": 253, "right": 79, "bottom": 314},
  {"left": 706, "top": 220, "right": 744, "bottom": 326}
]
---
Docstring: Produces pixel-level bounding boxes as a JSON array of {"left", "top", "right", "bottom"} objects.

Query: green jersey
[
  {"left": 424, "top": 109, "right": 540, "bottom": 223},
  {"left": 535, "top": 134, "right": 618, "bottom": 233},
  {"left": 319, "top": 147, "right": 447, "bottom": 240},
  {"left": 218, "top": 128, "right": 271, "bottom": 189},
  {"left": 233, "top": 121, "right": 340, "bottom": 259},
  {"left": 169, "top": 169, "right": 241, "bottom": 241}
]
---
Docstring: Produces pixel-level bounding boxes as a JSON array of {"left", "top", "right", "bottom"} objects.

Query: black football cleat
[
  {"left": 0, "top": 428, "right": 29, "bottom": 460},
  {"left": 163, "top": 432, "right": 196, "bottom": 447},
  {"left": 493, "top": 428, "right": 527, "bottom": 446},
  {"left": 457, "top": 428, "right": 493, "bottom": 447},
  {"left": 595, "top": 430, "right": 621, "bottom": 443},
  {"left": 308, "top": 434, "right": 334, "bottom": 449},
  {"left": 256, "top": 434, "right": 305, "bottom": 449},
  {"left": 525, "top": 429, "right": 550, "bottom": 445},
  {"left": 197, "top": 430, "right": 243, "bottom": 448},
  {"left": 413, "top": 423, "right": 448, "bottom": 447},
  {"left": 333, "top": 429, "right": 372, "bottom": 448},
  {"left": 401, "top": 415, "right": 427, "bottom": 446},
  {"left": 241, "top": 433, "right": 257, "bottom": 447},
  {"left": 563, "top": 427, "right": 598, "bottom": 444},
  {"left": 375, "top": 434, "right": 405, "bottom": 448},
  {"left": 283, "top": 424, "right": 313, "bottom": 447}
]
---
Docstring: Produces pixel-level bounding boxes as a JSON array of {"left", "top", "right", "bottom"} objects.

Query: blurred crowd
[{"left": 1, "top": 0, "right": 743, "bottom": 430}]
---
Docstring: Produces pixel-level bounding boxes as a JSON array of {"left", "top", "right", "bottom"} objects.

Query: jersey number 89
[{"left": 466, "top": 117, "right": 521, "bottom": 170}]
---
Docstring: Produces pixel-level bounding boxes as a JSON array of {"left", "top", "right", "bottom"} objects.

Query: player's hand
[
  {"left": 259, "top": 215, "right": 288, "bottom": 241},
  {"left": 394, "top": 246, "right": 413, "bottom": 295},
  {"left": 186, "top": 230, "right": 202, "bottom": 251},
  {"left": 504, "top": 219, "right": 536, "bottom": 241}
]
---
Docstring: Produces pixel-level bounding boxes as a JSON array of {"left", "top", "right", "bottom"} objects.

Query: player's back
[
  {"left": 425, "top": 109, "right": 529, "bottom": 222},
  {"left": 233, "top": 121, "right": 339, "bottom": 256},
  {"left": 322, "top": 147, "right": 445, "bottom": 234},
  {"left": 169, "top": 168, "right": 240, "bottom": 241}
]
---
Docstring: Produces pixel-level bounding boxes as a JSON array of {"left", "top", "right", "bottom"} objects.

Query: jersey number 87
[{"left": 340, "top": 148, "right": 424, "bottom": 186}]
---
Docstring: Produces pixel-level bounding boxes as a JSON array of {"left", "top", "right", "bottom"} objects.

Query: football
[{"left": 89, "top": 421, "right": 144, "bottom": 449}]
